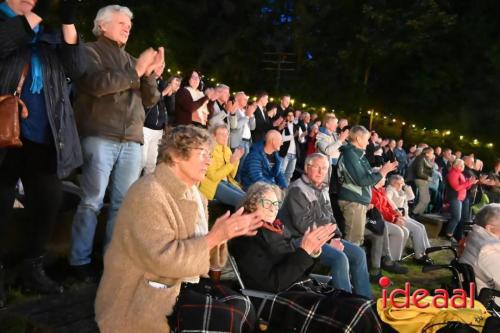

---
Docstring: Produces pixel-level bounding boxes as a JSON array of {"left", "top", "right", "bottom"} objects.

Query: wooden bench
[{"left": 416, "top": 213, "right": 449, "bottom": 238}]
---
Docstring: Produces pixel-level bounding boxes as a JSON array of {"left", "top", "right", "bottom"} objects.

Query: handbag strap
[{"left": 14, "top": 64, "right": 29, "bottom": 97}]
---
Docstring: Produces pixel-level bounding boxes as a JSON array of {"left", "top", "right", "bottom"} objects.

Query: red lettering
[
  {"left": 469, "top": 283, "right": 475, "bottom": 308},
  {"left": 412, "top": 289, "right": 430, "bottom": 308},
  {"left": 450, "top": 289, "right": 467, "bottom": 308},
  {"left": 382, "top": 289, "right": 388, "bottom": 309},
  {"left": 390, "top": 282, "right": 410, "bottom": 308},
  {"left": 432, "top": 289, "right": 449, "bottom": 308}
]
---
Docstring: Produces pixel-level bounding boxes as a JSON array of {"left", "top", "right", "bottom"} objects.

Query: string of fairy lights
[{"left": 166, "top": 68, "right": 495, "bottom": 150}]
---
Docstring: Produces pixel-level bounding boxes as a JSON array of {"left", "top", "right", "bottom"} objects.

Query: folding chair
[{"left": 227, "top": 255, "right": 332, "bottom": 330}]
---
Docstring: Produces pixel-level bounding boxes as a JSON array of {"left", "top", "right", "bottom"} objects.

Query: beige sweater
[{"left": 94, "top": 163, "right": 227, "bottom": 333}]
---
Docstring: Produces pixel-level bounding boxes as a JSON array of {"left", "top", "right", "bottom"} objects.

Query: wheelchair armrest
[
  {"left": 422, "top": 264, "right": 455, "bottom": 273},
  {"left": 478, "top": 288, "right": 500, "bottom": 305},
  {"left": 425, "top": 246, "right": 458, "bottom": 259},
  {"left": 310, "top": 274, "right": 332, "bottom": 284}
]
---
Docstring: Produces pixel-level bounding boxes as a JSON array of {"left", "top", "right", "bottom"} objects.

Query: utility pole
[{"left": 262, "top": 52, "right": 296, "bottom": 93}]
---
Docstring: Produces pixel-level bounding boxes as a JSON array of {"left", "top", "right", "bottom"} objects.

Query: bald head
[{"left": 264, "top": 130, "right": 283, "bottom": 153}]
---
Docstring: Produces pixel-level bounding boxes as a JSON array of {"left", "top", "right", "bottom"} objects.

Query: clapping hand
[{"left": 300, "top": 224, "right": 336, "bottom": 255}]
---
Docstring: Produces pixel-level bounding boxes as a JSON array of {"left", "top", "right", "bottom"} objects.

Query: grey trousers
[
  {"left": 364, "top": 226, "right": 394, "bottom": 270},
  {"left": 413, "top": 179, "right": 430, "bottom": 215},
  {"left": 384, "top": 222, "right": 406, "bottom": 261},
  {"left": 402, "top": 217, "right": 431, "bottom": 257}
]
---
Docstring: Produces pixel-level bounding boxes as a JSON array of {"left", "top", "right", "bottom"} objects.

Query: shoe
[
  {"left": 413, "top": 255, "right": 433, "bottom": 266},
  {"left": 22, "top": 256, "right": 64, "bottom": 294},
  {"left": 381, "top": 260, "right": 409, "bottom": 274},
  {"left": 446, "top": 235, "right": 458, "bottom": 247},
  {"left": 0, "top": 262, "right": 6, "bottom": 308},
  {"left": 369, "top": 269, "right": 383, "bottom": 283},
  {"left": 71, "top": 263, "right": 100, "bottom": 283}
]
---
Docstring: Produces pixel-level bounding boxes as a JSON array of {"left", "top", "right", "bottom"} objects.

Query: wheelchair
[{"left": 423, "top": 245, "right": 500, "bottom": 317}]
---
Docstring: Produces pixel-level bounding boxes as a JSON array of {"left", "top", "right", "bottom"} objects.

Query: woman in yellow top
[{"left": 199, "top": 124, "right": 245, "bottom": 207}]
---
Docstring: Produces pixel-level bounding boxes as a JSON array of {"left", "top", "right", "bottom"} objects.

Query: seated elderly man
[
  {"left": 372, "top": 176, "right": 432, "bottom": 265},
  {"left": 278, "top": 153, "right": 372, "bottom": 299},
  {"left": 385, "top": 174, "right": 432, "bottom": 265},
  {"left": 240, "top": 130, "right": 288, "bottom": 190},
  {"left": 460, "top": 204, "right": 500, "bottom": 306}
]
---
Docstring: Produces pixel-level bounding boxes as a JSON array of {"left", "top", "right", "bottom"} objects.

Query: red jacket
[
  {"left": 371, "top": 187, "right": 399, "bottom": 223},
  {"left": 447, "top": 167, "right": 474, "bottom": 201}
]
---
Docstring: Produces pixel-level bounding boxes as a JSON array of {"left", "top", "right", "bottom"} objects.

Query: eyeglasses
[
  {"left": 191, "top": 147, "right": 211, "bottom": 160},
  {"left": 259, "top": 198, "right": 282, "bottom": 210}
]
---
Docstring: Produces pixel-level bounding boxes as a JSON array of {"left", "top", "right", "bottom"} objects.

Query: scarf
[
  {"left": 0, "top": 2, "right": 43, "bottom": 94},
  {"left": 262, "top": 218, "right": 284, "bottom": 235}
]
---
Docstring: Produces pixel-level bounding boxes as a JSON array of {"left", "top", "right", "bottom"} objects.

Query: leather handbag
[{"left": 0, "top": 65, "right": 29, "bottom": 148}]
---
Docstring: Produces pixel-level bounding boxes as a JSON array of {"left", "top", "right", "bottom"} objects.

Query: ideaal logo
[{"left": 379, "top": 276, "right": 476, "bottom": 309}]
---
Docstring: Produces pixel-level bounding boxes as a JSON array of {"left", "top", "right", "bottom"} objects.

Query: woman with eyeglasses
[
  {"left": 95, "top": 125, "right": 262, "bottom": 333},
  {"left": 229, "top": 182, "right": 382, "bottom": 332},
  {"left": 174, "top": 69, "right": 216, "bottom": 128}
]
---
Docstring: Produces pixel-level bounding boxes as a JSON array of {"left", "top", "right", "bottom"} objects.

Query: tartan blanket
[
  {"left": 263, "top": 279, "right": 382, "bottom": 333},
  {"left": 168, "top": 278, "right": 256, "bottom": 332}
]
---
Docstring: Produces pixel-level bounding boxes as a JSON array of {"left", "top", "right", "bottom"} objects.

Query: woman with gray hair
[
  {"left": 230, "top": 182, "right": 382, "bottom": 332},
  {"left": 460, "top": 204, "right": 500, "bottom": 306},
  {"left": 95, "top": 125, "right": 263, "bottom": 332}
]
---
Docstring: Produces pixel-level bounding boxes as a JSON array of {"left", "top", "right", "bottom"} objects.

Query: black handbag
[{"left": 366, "top": 207, "right": 385, "bottom": 235}]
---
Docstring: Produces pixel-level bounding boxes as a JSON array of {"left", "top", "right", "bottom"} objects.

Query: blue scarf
[{"left": 0, "top": 2, "right": 43, "bottom": 94}]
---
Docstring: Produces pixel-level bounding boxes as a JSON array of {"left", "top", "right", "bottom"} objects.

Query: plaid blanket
[
  {"left": 168, "top": 278, "right": 256, "bottom": 332},
  {"left": 263, "top": 279, "right": 382, "bottom": 333}
]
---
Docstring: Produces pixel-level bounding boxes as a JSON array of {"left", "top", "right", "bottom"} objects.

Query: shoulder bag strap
[{"left": 14, "top": 64, "right": 30, "bottom": 97}]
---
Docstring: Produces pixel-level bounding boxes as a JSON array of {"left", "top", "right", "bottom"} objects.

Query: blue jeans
[
  {"left": 320, "top": 240, "right": 372, "bottom": 299},
  {"left": 446, "top": 198, "right": 469, "bottom": 240},
  {"left": 234, "top": 140, "right": 251, "bottom": 182},
  {"left": 281, "top": 153, "right": 297, "bottom": 184},
  {"left": 214, "top": 180, "right": 245, "bottom": 207},
  {"left": 70, "top": 137, "right": 141, "bottom": 266}
]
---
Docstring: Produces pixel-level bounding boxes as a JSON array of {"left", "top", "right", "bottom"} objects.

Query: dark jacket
[
  {"left": 279, "top": 122, "right": 301, "bottom": 159},
  {"left": 74, "top": 37, "right": 160, "bottom": 144},
  {"left": 174, "top": 86, "right": 209, "bottom": 126},
  {"left": 414, "top": 154, "right": 433, "bottom": 181},
  {"left": 279, "top": 175, "right": 341, "bottom": 239},
  {"left": 144, "top": 79, "right": 167, "bottom": 130},
  {"left": 337, "top": 142, "right": 382, "bottom": 205},
  {"left": 251, "top": 106, "right": 273, "bottom": 143},
  {"left": 240, "top": 141, "right": 288, "bottom": 190},
  {"left": 229, "top": 228, "right": 314, "bottom": 292},
  {"left": 0, "top": 14, "right": 85, "bottom": 178}
]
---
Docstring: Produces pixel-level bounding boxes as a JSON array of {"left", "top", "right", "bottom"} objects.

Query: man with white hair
[
  {"left": 460, "top": 204, "right": 500, "bottom": 305},
  {"left": 70, "top": 4, "right": 163, "bottom": 281},
  {"left": 208, "top": 83, "right": 237, "bottom": 128}
]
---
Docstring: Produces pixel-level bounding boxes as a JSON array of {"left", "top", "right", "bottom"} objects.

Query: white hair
[{"left": 92, "top": 5, "right": 133, "bottom": 37}]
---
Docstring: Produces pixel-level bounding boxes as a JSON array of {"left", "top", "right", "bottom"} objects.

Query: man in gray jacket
[
  {"left": 70, "top": 4, "right": 162, "bottom": 281},
  {"left": 460, "top": 204, "right": 500, "bottom": 306},
  {"left": 278, "top": 153, "right": 372, "bottom": 299}
]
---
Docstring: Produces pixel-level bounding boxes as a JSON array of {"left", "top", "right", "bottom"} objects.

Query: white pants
[
  {"left": 141, "top": 127, "right": 164, "bottom": 175},
  {"left": 402, "top": 217, "right": 431, "bottom": 257}
]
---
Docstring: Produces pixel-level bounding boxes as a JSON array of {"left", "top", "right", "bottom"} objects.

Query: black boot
[
  {"left": 22, "top": 256, "right": 64, "bottom": 295},
  {"left": 0, "top": 262, "right": 6, "bottom": 308}
]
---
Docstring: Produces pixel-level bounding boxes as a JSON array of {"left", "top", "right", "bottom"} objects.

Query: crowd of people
[{"left": 0, "top": 1, "right": 499, "bottom": 332}]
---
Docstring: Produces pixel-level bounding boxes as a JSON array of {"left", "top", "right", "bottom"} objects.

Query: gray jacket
[
  {"left": 229, "top": 109, "right": 256, "bottom": 148},
  {"left": 278, "top": 175, "right": 342, "bottom": 239},
  {"left": 459, "top": 225, "right": 500, "bottom": 303}
]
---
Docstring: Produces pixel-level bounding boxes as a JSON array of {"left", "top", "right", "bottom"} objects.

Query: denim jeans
[
  {"left": 446, "top": 198, "right": 469, "bottom": 240},
  {"left": 281, "top": 153, "right": 297, "bottom": 184},
  {"left": 214, "top": 180, "right": 245, "bottom": 207},
  {"left": 70, "top": 137, "right": 141, "bottom": 266},
  {"left": 234, "top": 140, "right": 251, "bottom": 182},
  {"left": 320, "top": 240, "right": 372, "bottom": 299}
]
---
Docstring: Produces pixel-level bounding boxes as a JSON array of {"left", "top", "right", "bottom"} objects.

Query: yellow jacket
[{"left": 199, "top": 143, "right": 241, "bottom": 200}]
